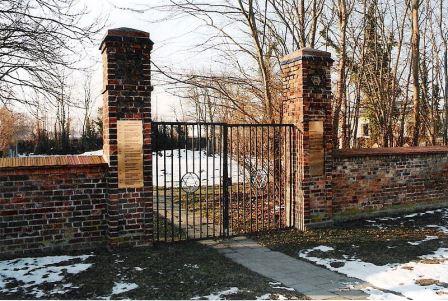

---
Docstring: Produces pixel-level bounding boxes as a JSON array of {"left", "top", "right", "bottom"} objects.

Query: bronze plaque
[
  {"left": 309, "top": 121, "right": 324, "bottom": 176},
  {"left": 117, "top": 120, "right": 144, "bottom": 188}
]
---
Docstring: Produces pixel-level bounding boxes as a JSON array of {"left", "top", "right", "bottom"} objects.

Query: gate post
[
  {"left": 100, "top": 28, "right": 154, "bottom": 247},
  {"left": 281, "top": 48, "right": 334, "bottom": 227}
]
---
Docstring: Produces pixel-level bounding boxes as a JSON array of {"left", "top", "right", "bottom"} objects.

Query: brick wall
[
  {"left": 333, "top": 147, "right": 448, "bottom": 219},
  {"left": 0, "top": 157, "right": 108, "bottom": 256}
]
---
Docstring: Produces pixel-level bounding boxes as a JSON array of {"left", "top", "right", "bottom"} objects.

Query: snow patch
[
  {"left": 299, "top": 246, "right": 448, "bottom": 300},
  {"left": 80, "top": 150, "right": 103, "bottom": 156},
  {"left": 192, "top": 287, "right": 239, "bottom": 300},
  {"left": 268, "top": 281, "right": 295, "bottom": 291},
  {"left": 184, "top": 263, "right": 199, "bottom": 269},
  {"left": 256, "top": 293, "right": 272, "bottom": 300},
  {"left": 0, "top": 255, "right": 93, "bottom": 297},
  {"left": 271, "top": 286, "right": 295, "bottom": 291},
  {"left": 302, "top": 245, "right": 334, "bottom": 253},
  {"left": 407, "top": 236, "right": 438, "bottom": 246},
  {"left": 427, "top": 225, "right": 448, "bottom": 235},
  {"left": 256, "top": 293, "right": 288, "bottom": 300},
  {"left": 362, "top": 287, "right": 406, "bottom": 300},
  {"left": 404, "top": 213, "right": 419, "bottom": 218},
  {"left": 111, "top": 282, "right": 138, "bottom": 295}
]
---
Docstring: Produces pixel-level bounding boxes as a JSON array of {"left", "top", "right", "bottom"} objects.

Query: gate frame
[{"left": 151, "top": 122, "right": 302, "bottom": 242}]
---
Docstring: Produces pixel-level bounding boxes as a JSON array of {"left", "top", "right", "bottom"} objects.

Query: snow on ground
[
  {"left": 367, "top": 208, "right": 448, "bottom": 233},
  {"left": 270, "top": 286, "right": 295, "bottom": 291},
  {"left": 155, "top": 149, "right": 250, "bottom": 187},
  {"left": 19, "top": 149, "right": 104, "bottom": 157},
  {"left": 268, "top": 282, "right": 295, "bottom": 291},
  {"left": 99, "top": 281, "right": 140, "bottom": 300},
  {"left": 64, "top": 148, "right": 266, "bottom": 188},
  {"left": 184, "top": 263, "right": 199, "bottom": 269},
  {"left": 308, "top": 245, "right": 334, "bottom": 252},
  {"left": 111, "top": 282, "right": 139, "bottom": 295},
  {"left": 300, "top": 247, "right": 448, "bottom": 300},
  {"left": 256, "top": 294, "right": 272, "bottom": 300},
  {"left": 0, "top": 255, "right": 93, "bottom": 297},
  {"left": 360, "top": 287, "right": 407, "bottom": 300},
  {"left": 192, "top": 287, "right": 239, "bottom": 300},
  {"left": 80, "top": 150, "right": 104, "bottom": 156},
  {"left": 407, "top": 235, "right": 439, "bottom": 246},
  {"left": 299, "top": 208, "right": 448, "bottom": 300},
  {"left": 427, "top": 224, "right": 448, "bottom": 235},
  {"left": 256, "top": 293, "right": 288, "bottom": 300},
  {"left": 81, "top": 149, "right": 253, "bottom": 187}
]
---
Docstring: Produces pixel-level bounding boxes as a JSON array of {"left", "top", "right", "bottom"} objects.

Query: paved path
[{"left": 201, "top": 237, "right": 384, "bottom": 300}]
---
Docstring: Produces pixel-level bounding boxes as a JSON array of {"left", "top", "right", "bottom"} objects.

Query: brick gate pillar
[
  {"left": 100, "top": 28, "right": 154, "bottom": 247},
  {"left": 281, "top": 48, "right": 334, "bottom": 227}
]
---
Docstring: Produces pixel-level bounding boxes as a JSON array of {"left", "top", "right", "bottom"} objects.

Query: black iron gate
[{"left": 152, "top": 122, "right": 303, "bottom": 242}]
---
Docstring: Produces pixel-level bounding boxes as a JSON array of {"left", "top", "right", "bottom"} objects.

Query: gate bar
[{"left": 222, "top": 125, "right": 230, "bottom": 236}]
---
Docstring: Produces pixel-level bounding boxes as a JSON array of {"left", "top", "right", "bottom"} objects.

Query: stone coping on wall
[
  {"left": 335, "top": 146, "right": 448, "bottom": 158},
  {"left": 0, "top": 155, "right": 107, "bottom": 169}
]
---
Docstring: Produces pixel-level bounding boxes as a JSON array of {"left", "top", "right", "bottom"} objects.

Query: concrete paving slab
[{"left": 200, "top": 237, "right": 388, "bottom": 300}]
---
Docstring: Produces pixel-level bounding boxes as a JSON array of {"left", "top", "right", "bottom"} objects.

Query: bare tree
[
  {"left": 142, "top": 0, "right": 330, "bottom": 124},
  {"left": 53, "top": 70, "right": 72, "bottom": 154},
  {"left": 332, "top": 0, "right": 355, "bottom": 149},
  {"left": 0, "top": 0, "right": 105, "bottom": 107},
  {"left": 127, "top": 0, "right": 448, "bottom": 148},
  {"left": 81, "top": 74, "right": 93, "bottom": 137}
]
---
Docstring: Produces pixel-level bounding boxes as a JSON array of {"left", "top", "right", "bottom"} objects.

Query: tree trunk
[
  {"left": 334, "top": 0, "right": 348, "bottom": 149},
  {"left": 444, "top": 49, "right": 448, "bottom": 145},
  {"left": 411, "top": 0, "right": 420, "bottom": 146}
]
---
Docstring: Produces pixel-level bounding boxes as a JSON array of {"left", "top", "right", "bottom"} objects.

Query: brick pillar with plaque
[
  {"left": 281, "top": 48, "right": 334, "bottom": 227},
  {"left": 100, "top": 28, "right": 153, "bottom": 247}
]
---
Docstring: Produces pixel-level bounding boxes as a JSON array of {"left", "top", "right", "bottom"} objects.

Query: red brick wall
[
  {"left": 0, "top": 162, "right": 108, "bottom": 256},
  {"left": 333, "top": 147, "right": 448, "bottom": 219}
]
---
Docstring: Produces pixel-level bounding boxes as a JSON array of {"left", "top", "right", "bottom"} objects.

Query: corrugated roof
[{"left": 0, "top": 155, "right": 107, "bottom": 169}]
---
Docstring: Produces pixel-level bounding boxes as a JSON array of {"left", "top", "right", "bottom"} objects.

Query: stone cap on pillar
[
  {"left": 106, "top": 27, "right": 150, "bottom": 38},
  {"left": 100, "top": 27, "right": 153, "bottom": 50},
  {"left": 281, "top": 47, "right": 333, "bottom": 65}
]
